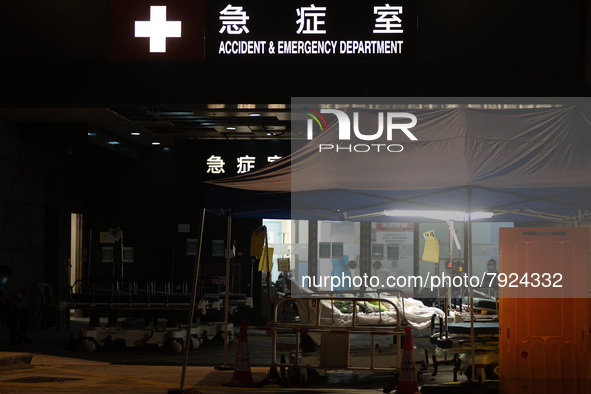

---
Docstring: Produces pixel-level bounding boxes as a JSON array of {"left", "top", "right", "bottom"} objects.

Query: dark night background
[
  {"left": 0, "top": 0, "right": 588, "bottom": 324},
  {"left": 0, "top": 0, "right": 588, "bottom": 104}
]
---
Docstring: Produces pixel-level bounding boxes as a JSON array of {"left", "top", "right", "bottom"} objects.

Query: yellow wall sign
[
  {"left": 422, "top": 230, "right": 439, "bottom": 263},
  {"left": 277, "top": 258, "right": 290, "bottom": 271},
  {"left": 423, "top": 230, "right": 436, "bottom": 239},
  {"left": 258, "top": 247, "right": 274, "bottom": 271},
  {"left": 250, "top": 228, "right": 266, "bottom": 258},
  {"left": 100, "top": 232, "right": 115, "bottom": 243}
]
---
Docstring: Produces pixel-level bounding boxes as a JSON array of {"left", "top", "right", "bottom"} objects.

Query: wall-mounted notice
[
  {"left": 102, "top": 247, "right": 114, "bottom": 263},
  {"left": 122, "top": 247, "right": 134, "bottom": 263},
  {"left": 212, "top": 240, "right": 225, "bottom": 257},
  {"left": 187, "top": 239, "right": 197, "bottom": 256}
]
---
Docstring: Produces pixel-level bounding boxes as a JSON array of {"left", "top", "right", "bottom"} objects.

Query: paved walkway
[
  {"left": 0, "top": 318, "right": 488, "bottom": 393},
  {"left": 0, "top": 355, "right": 413, "bottom": 393}
]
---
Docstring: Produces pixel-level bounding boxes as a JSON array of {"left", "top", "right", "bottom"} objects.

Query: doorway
[{"left": 69, "top": 213, "right": 83, "bottom": 293}]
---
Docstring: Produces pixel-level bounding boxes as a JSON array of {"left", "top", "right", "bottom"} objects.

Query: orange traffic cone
[
  {"left": 396, "top": 326, "right": 419, "bottom": 394},
  {"left": 224, "top": 319, "right": 254, "bottom": 387}
]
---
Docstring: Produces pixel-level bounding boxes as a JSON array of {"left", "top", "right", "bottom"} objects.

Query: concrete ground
[{"left": 0, "top": 318, "right": 498, "bottom": 393}]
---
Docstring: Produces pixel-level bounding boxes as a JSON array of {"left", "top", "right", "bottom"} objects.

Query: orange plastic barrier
[{"left": 499, "top": 227, "right": 591, "bottom": 394}]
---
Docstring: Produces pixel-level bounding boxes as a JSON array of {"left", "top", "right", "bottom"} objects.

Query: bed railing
[{"left": 268, "top": 296, "right": 405, "bottom": 375}]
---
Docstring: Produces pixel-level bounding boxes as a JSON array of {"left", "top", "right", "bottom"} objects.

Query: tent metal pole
[
  {"left": 223, "top": 212, "right": 232, "bottom": 367},
  {"left": 88, "top": 229, "right": 92, "bottom": 282},
  {"left": 447, "top": 221, "right": 453, "bottom": 336},
  {"left": 265, "top": 229, "right": 273, "bottom": 322},
  {"left": 494, "top": 209, "right": 570, "bottom": 222},
  {"left": 179, "top": 208, "right": 206, "bottom": 392},
  {"left": 467, "top": 188, "right": 476, "bottom": 381}
]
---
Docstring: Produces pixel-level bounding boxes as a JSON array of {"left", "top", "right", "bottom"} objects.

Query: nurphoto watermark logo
[{"left": 303, "top": 107, "right": 418, "bottom": 153}]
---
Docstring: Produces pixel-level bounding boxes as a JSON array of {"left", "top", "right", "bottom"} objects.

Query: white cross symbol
[{"left": 135, "top": 6, "right": 182, "bottom": 53}]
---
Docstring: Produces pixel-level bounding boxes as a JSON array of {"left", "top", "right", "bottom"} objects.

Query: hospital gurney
[
  {"left": 261, "top": 296, "right": 405, "bottom": 387},
  {"left": 430, "top": 318, "right": 499, "bottom": 383},
  {"left": 63, "top": 279, "right": 251, "bottom": 353}
]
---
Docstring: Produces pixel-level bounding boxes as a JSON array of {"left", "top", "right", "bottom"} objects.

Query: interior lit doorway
[{"left": 69, "top": 213, "right": 83, "bottom": 293}]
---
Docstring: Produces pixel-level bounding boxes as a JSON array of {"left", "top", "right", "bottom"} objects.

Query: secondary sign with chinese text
[
  {"left": 205, "top": 152, "right": 283, "bottom": 176},
  {"left": 206, "top": 0, "right": 417, "bottom": 63},
  {"left": 177, "top": 139, "right": 290, "bottom": 181}
]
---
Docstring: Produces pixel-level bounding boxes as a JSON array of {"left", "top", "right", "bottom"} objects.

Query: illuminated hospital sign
[
  {"left": 134, "top": 6, "right": 182, "bottom": 53},
  {"left": 207, "top": 1, "right": 417, "bottom": 62},
  {"left": 177, "top": 140, "right": 290, "bottom": 191},
  {"left": 111, "top": 0, "right": 205, "bottom": 60},
  {"left": 111, "top": 1, "right": 415, "bottom": 62},
  {"left": 206, "top": 154, "right": 283, "bottom": 175}
]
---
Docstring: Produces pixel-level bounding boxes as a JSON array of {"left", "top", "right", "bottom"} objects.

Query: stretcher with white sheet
[{"left": 261, "top": 289, "right": 445, "bottom": 388}]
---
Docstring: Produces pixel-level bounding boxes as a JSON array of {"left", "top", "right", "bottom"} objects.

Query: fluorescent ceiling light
[
  {"left": 383, "top": 210, "right": 493, "bottom": 222},
  {"left": 226, "top": 126, "right": 236, "bottom": 130},
  {"left": 152, "top": 142, "right": 161, "bottom": 145},
  {"left": 249, "top": 113, "right": 261, "bottom": 117},
  {"left": 467, "top": 211, "right": 495, "bottom": 220},
  {"left": 150, "top": 111, "right": 194, "bottom": 116},
  {"left": 131, "top": 132, "right": 141, "bottom": 136},
  {"left": 108, "top": 141, "right": 120, "bottom": 145}
]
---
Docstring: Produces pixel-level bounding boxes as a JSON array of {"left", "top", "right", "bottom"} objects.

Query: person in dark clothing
[{"left": 0, "top": 264, "right": 32, "bottom": 344}]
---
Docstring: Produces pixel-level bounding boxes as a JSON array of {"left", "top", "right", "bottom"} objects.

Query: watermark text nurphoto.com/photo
[{"left": 301, "top": 272, "right": 563, "bottom": 292}]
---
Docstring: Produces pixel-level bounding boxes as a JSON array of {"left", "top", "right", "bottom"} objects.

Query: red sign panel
[{"left": 376, "top": 223, "right": 414, "bottom": 232}]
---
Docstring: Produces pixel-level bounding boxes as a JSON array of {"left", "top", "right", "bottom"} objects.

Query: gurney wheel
[
  {"left": 81, "top": 338, "right": 97, "bottom": 353},
  {"left": 169, "top": 339, "right": 184, "bottom": 354},
  {"left": 478, "top": 367, "right": 486, "bottom": 384},
  {"left": 224, "top": 331, "right": 234, "bottom": 345},
  {"left": 288, "top": 367, "right": 309, "bottom": 384},
  {"left": 489, "top": 363, "right": 499, "bottom": 379},
  {"left": 465, "top": 365, "right": 487, "bottom": 384},
  {"left": 190, "top": 336, "right": 201, "bottom": 350},
  {"left": 298, "top": 368, "right": 308, "bottom": 384}
]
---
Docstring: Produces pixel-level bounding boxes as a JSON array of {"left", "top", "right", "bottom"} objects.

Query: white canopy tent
[
  {"left": 207, "top": 104, "right": 591, "bottom": 224},
  {"left": 201, "top": 102, "right": 591, "bottom": 383}
]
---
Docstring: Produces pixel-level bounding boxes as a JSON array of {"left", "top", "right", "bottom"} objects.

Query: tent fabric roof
[{"left": 206, "top": 106, "right": 591, "bottom": 222}]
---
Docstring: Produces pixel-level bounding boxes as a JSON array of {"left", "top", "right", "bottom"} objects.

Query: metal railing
[{"left": 269, "top": 296, "right": 405, "bottom": 373}]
